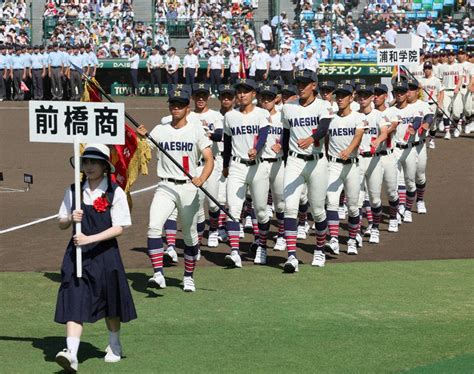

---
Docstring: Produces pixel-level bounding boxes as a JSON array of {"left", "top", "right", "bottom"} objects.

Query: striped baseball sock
[
  {"left": 183, "top": 244, "right": 199, "bottom": 277},
  {"left": 443, "top": 118, "right": 450, "bottom": 132},
  {"left": 276, "top": 211, "right": 285, "bottom": 238},
  {"left": 284, "top": 218, "right": 298, "bottom": 258},
  {"left": 227, "top": 221, "right": 240, "bottom": 253},
  {"left": 258, "top": 221, "right": 270, "bottom": 248},
  {"left": 398, "top": 185, "right": 407, "bottom": 207},
  {"left": 416, "top": 182, "right": 426, "bottom": 202},
  {"left": 406, "top": 190, "right": 416, "bottom": 212},
  {"left": 218, "top": 211, "right": 227, "bottom": 230},
  {"left": 209, "top": 210, "right": 220, "bottom": 232},
  {"left": 363, "top": 200, "right": 373, "bottom": 225},
  {"left": 164, "top": 219, "right": 177, "bottom": 248},
  {"left": 348, "top": 214, "right": 360, "bottom": 240},
  {"left": 147, "top": 237, "right": 164, "bottom": 274},
  {"left": 250, "top": 208, "right": 259, "bottom": 238},
  {"left": 197, "top": 220, "right": 206, "bottom": 245},
  {"left": 389, "top": 199, "right": 399, "bottom": 219},
  {"left": 327, "top": 210, "right": 339, "bottom": 239},
  {"left": 372, "top": 205, "right": 383, "bottom": 229},
  {"left": 298, "top": 202, "right": 309, "bottom": 226},
  {"left": 314, "top": 219, "right": 328, "bottom": 250}
]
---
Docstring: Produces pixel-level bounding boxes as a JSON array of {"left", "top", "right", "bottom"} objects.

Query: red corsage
[{"left": 93, "top": 194, "right": 110, "bottom": 213}]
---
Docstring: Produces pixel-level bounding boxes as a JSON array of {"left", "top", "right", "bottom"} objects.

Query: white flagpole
[{"left": 74, "top": 137, "right": 82, "bottom": 278}]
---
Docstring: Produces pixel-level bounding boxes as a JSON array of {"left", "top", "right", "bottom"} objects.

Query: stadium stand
[{"left": 0, "top": 0, "right": 31, "bottom": 46}]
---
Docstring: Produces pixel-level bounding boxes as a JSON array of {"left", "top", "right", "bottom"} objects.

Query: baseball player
[
  {"left": 465, "top": 51, "right": 474, "bottom": 134},
  {"left": 222, "top": 78, "right": 271, "bottom": 267},
  {"left": 374, "top": 83, "right": 400, "bottom": 233},
  {"left": 259, "top": 83, "right": 286, "bottom": 251},
  {"left": 439, "top": 50, "right": 462, "bottom": 139},
  {"left": 138, "top": 89, "right": 214, "bottom": 292},
  {"left": 281, "top": 70, "right": 334, "bottom": 272},
  {"left": 458, "top": 49, "right": 473, "bottom": 130},
  {"left": 325, "top": 83, "right": 366, "bottom": 256},
  {"left": 419, "top": 61, "right": 444, "bottom": 149}
]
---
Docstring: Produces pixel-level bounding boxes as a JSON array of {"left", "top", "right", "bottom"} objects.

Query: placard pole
[{"left": 74, "top": 137, "right": 82, "bottom": 278}]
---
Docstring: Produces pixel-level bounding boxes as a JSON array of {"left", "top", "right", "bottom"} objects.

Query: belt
[
  {"left": 289, "top": 151, "right": 323, "bottom": 161},
  {"left": 360, "top": 151, "right": 381, "bottom": 158},
  {"left": 161, "top": 178, "right": 190, "bottom": 185},
  {"left": 396, "top": 140, "right": 425, "bottom": 149},
  {"left": 328, "top": 156, "right": 358, "bottom": 164},
  {"left": 232, "top": 156, "right": 258, "bottom": 166},
  {"left": 379, "top": 149, "right": 393, "bottom": 156},
  {"left": 51, "top": 66, "right": 61, "bottom": 68},
  {"left": 32, "top": 68, "right": 43, "bottom": 70},
  {"left": 260, "top": 157, "right": 282, "bottom": 163}
]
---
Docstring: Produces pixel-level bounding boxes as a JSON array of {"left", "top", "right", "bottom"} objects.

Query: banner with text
[{"left": 377, "top": 49, "right": 420, "bottom": 66}]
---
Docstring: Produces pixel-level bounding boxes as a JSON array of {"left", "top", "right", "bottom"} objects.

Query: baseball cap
[
  {"left": 319, "top": 80, "right": 336, "bottom": 91},
  {"left": 351, "top": 78, "right": 366, "bottom": 88},
  {"left": 235, "top": 78, "right": 257, "bottom": 91},
  {"left": 218, "top": 84, "right": 236, "bottom": 95},
  {"left": 423, "top": 61, "right": 433, "bottom": 70},
  {"left": 373, "top": 83, "right": 388, "bottom": 94},
  {"left": 192, "top": 83, "right": 211, "bottom": 95},
  {"left": 407, "top": 78, "right": 420, "bottom": 89},
  {"left": 334, "top": 83, "right": 354, "bottom": 95},
  {"left": 259, "top": 84, "right": 278, "bottom": 97},
  {"left": 258, "top": 42, "right": 265, "bottom": 48},
  {"left": 306, "top": 48, "right": 313, "bottom": 54},
  {"left": 294, "top": 70, "right": 318, "bottom": 83},
  {"left": 355, "top": 84, "right": 374, "bottom": 94},
  {"left": 168, "top": 88, "right": 191, "bottom": 104},
  {"left": 392, "top": 81, "right": 409, "bottom": 92},
  {"left": 270, "top": 78, "right": 284, "bottom": 90},
  {"left": 281, "top": 84, "right": 298, "bottom": 96}
]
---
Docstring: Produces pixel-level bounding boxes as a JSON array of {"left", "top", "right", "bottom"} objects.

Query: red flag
[{"left": 239, "top": 44, "right": 248, "bottom": 79}]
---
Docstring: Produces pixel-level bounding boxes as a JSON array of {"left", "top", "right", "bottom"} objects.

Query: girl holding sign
[{"left": 54, "top": 144, "right": 136, "bottom": 372}]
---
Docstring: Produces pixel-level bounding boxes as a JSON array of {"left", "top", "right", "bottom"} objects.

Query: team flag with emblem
[
  {"left": 81, "top": 77, "right": 151, "bottom": 207},
  {"left": 238, "top": 44, "right": 248, "bottom": 79}
]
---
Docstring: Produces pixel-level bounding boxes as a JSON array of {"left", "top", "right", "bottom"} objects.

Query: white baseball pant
[
  {"left": 357, "top": 156, "right": 383, "bottom": 209},
  {"left": 260, "top": 158, "right": 285, "bottom": 214},
  {"left": 326, "top": 161, "right": 361, "bottom": 216}
]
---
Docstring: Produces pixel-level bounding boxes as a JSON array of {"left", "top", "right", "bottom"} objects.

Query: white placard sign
[
  {"left": 29, "top": 101, "right": 125, "bottom": 144},
  {"left": 377, "top": 48, "right": 420, "bottom": 66}
]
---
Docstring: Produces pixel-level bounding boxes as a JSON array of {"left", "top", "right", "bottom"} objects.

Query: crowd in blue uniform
[{"left": 0, "top": 43, "right": 98, "bottom": 101}]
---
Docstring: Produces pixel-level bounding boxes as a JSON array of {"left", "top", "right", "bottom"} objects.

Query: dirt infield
[{"left": 0, "top": 97, "right": 473, "bottom": 272}]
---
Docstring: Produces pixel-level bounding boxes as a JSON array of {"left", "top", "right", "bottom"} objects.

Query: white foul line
[{"left": 0, "top": 183, "right": 158, "bottom": 235}]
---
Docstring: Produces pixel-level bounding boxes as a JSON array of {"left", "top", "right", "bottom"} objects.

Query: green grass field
[{"left": 0, "top": 259, "right": 473, "bottom": 373}]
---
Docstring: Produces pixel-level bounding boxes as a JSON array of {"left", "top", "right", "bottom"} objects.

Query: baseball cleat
[
  {"left": 297, "top": 225, "right": 307, "bottom": 240},
  {"left": 104, "top": 345, "right": 122, "bottom": 363},
  {"left": 55, "top": 349, "right": 78, "bottom": 373},
  {"left": 325, "top": 237, "right": 340, "bottom": 255},
  {"left": 388, "top": 219, "right": 399, "bottom": 233},
  {"left": 363, "top": 224, "right": 373, "bottom": 237},
  {"left": 283, "top": 255, "right": 299, "bottom": 273},
  {"left": 207, "top": 230, "right": 219, "bottom": 248},
  {"left": 356, "top": 233, "right": 363, "bottom": 248},
  {"left": 148, "top": 272, "right": 167, "bottom": 289},
  {"left": 369, "top": 228, "right": 380, "bottom": 244},
  {"left": 465, "top": 123, "right": 472, "bottom": 134},
  {"left": 244, "top": 216, "right": 253, "bottom": 229},
  {"left": 444, "top": 131, "right": 451, "bottom": 140},
  {"left": 165, "top": 246, "right": 178, "bottom": 263},
  {"left": 253, "top": 247, "right": 267, "bottom": 265},
  {"left": 183, "top": 276, "right": 196, "bottom": 292},
  {"left": 224, "top": 250, "right": 242, "bottom": 268},
  {"left": 403, "top": 210, "right": 413, "bottom": 223},
  {"left": 438, "top": 122, "right": 445, "bottom": 132},
  {"left": 218, "top": 228, "right": 228, "bottom": 242},
  {"left": 454, "top": 124, "right": 461, "bottom": 138},
  {"left": 273, "top": 237, "right": 287, "bottom": 251},
  {"left": 428, "top": 139, "right": 436, "bottom": 149},
  {"left": 311, "top": 250, "right": 326, "bottom": 267},
  {"left": 347, "top": 239, "right": 358, "bottom": 255},
  {"left": 417, "top": 201, "right": 427, "bottom": 214}
]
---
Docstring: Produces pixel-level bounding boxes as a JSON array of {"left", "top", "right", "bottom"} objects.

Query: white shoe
[
  {"left": 444, "top": 131, "right": 451, "bottom": 140},
  {"left": 428, "top": 139, "right": 436, "bottom": 149},
  {"left": 311, "top": 222, "right": 315, "bottom": 230},
  {"left": 297, "top": 225, "right": 307, "bottom": 240},
  {"left": 403, "top": 210, "right": 413, "bottom": 223},
  {"left": 417, "top": 200, "right": 427, "bottom": 214},
  {"left": 196, "top": 248, "right": 201, "bottom": 261},
  {"left": 388, "top": 219, "right": 399, "bottom": 233},
  {"left": 224, "top": 250, "right": 242, "bottom": 268},
  {"left": 465, "top": 123, "right": 472, "bottom": 134},
  {"left": 148, "top": 272, "right": 167, "bottom": 289},
  {"left": 363, "top": 224, "right": 373, "bottom": 237},
  {"left": 104, "top": 345, "right": 122, "bottom": 363},
  {"left": 239, "top": 224, "right": 245, "bottom": 238},
  {"left": 438, "top": 122, "right": 445, "bottom": 132},
  {"left": 347, "top": 239, "right": 358, "bottom": 255},
  {"left": 369, "top": 228, "right": 380, "bottom": 244},
  {"left": 207, "top": 230, "right": 219, "bottom": 248},
  {"left": 218, "top": 228, "right": 228, "bottom": 242},
  {"left": 454, "top": 125, "right": 461, "bottom": 138},
  {"left": 55, "top": 349, "right": 78, "bottom": 373},
  {"left": 273, "top": 236, "right": 287, "bottom": 251},
  {"left": 283, "top": 255, "right": 299, "bottom": 273},
  {"left": 325, "top": 237, "right": 340, "bottom": 255},
  {"left": 183, "top": 276, "right": 196, "bottom": 292},
  {"left": 398, "top": 205, "right": 405, "bottom": 224},
  {"left": 311, "top": 250, "right": 326, "bottom": 267},
  {"left": 165, "top": 246, "right": 178, "bottom": 263},
  {"left": 304, "top": 221, "right": 310, "bottom": 233},
  {"left": 356, "top": 232, "right": 363, "bottom": 248},
  {"left": 254, "top": 246, "right": 267, "bottom": 265},
  {"left": 338, "top": 206, "right": 346, "bottom": 220},
  {"left": 244, "top": 216, "right": 253, "bottom": 229}
]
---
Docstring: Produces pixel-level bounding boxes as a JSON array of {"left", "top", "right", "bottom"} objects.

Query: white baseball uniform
[{"left": 439, "top": 62, "right": 463, "bottom": 122}]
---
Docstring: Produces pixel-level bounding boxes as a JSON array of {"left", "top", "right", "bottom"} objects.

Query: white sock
[
  {"left": 108, "top": 330, "right": 121, "bottom": 350},
  {"left": 66, "top": 337, "right": 80, "bottom": 359}
]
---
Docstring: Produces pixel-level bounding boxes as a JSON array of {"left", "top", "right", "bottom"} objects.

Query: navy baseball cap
[
  {"left": 192, "top": 83, "right": 211, "bottom": 95},
  {"left": 373, "top": 83, "right": 388, "bottom": 93},
  {"left": 168, "top": 88, "right": 191, "bottom": 104},
  {"left": 235, "top": 78, "right": 257, "bottom": 91},
  {"left": 351, "top": 78, "right": 366, "bottom": 88},
  {"left": 294, "top": 70, "right": 318, "bottom": 83},
  {"left": 269, "top": 78, "right": 284, "bottom": 90},
  {"left": 218, "top": 84, "right": 236, "bottom": 95},
  {"left": 356, "top": 84, "right": 374, "bottom": 94},
  {"left": 407, "top": 78, "right": 420, "bottom": 89},
  {"left": 392, "top": 81, "right": 409, "bottom": 92},
  {"left": 319, "top": 80, "right": 336, "bottom": 91},
  {"left": 281, "top": 84, "right": 298, "bottom": 96},
  {"left": 171, "top": 84, "right": 192, "bottom": 95},
  {"left": 259, "top": 84, "right": 278, "bottom": 97},
  {"left": 334, "top": 83, "right": 354, "bottom": 95},
  {"left": 423, "top": 61, "right": 433, "bottom": 70}
]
